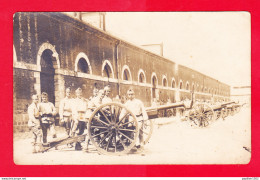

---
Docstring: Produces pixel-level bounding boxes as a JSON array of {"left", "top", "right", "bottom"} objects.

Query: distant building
[
  {"left": 231, "top": 86, "right": 251, "bottom": 105},
  {"left": 13, "top": 12, "right": 230, "bottom": 132}
]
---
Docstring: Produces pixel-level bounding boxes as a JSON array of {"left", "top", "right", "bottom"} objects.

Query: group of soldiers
[{"left": 28, "top": 85, "right": 148, "bottom": 153}]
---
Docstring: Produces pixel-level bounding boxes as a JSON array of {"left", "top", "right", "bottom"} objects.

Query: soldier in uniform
[
  {"left": 88, "top": 89, "right": 105, "bottom": 109},
  {"left": 27, "top": 94, "right": 42, "bottom": 153},
  {"left": 71, "top": 88, "right": 88, "bottom": 150},
  {"left": 121, "top": 89, "right": 148, "bottom": 151},
  {"left": 38, "top": 92, "right": 57, "bottom": 145},
  {"left": 59, "top": 87, "right": 73, "bottom": 136},
  {"left": 102, "top": 85, "right": 112, "bottom": 104}
]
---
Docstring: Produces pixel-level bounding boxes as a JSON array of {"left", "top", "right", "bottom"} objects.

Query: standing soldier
[
  {"left": 71, "top": 88, "right": 88, "bottom": 150},
  {"left": 121, "top": 89, "right": 148, "bottom": 151},
  {"left": 89, "top": 89, "right": 105, "bottom": 109},
  {"left": 59, "top": 87, "right": 73, "bottom": 137},
  {"left": 38, "top": 92, "right": 57, "bottom": 145},
  {"left": 27, "top": 94, "right": 42, "bottom": 153},
  {"left": 102, "top": 85, "right": 112, "bottom": 104}
]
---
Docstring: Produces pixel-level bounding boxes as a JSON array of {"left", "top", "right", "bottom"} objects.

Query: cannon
[{"left": 36, "top": 97, "right": 242, "bottom": 155}]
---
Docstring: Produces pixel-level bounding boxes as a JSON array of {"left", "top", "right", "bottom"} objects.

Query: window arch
[
  {"left": 138, "top": 69, "right": 146, "bottom": 83},
  {"left": 179, "top": 80, "right": 183, "bottom": 89},
  {"left": 171, "top": 77, "right": 176, "bottom": 88},
  {"left": 197, "top": 84, "right": 200, "bottom": 92},
  {"left": 192, "top": 83, "right": 195, "bottom": 92},
  {"left": 204, "top": 87, "right": 207, "bottom": 92},
  {"left": 151, "top": 72, "right": 158, "bottom": 87},
  {"left": 201, "top": 86, "right": 204, "bottom": 92},
  {"left": 101, "top": 60, "right": 114, "bottom": 78},
  {"left": 75, "top": 52, "right": 92, "bottom": 74},
  {"left": 121, "top": 65, "right": 132, "bottom": 81},
  {"left": 186, "top": 81, "right": 190, "bottom": 90},
  {"left": 37, "top": 42, "right": 60, "bottom": 71},
  {"left": 162, "top": 75, "right": 168, "bottom": 87}
]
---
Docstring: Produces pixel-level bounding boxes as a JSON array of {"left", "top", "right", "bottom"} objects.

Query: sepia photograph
[{"left": 13, "top": 12, "right": 251, "bottom": 165}]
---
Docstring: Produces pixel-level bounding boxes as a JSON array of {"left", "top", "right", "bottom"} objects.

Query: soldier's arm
[
  {"left": 141, "top": 101, "right": 148, "bottom": 120},
  {"left": 51, "top": 103, "right": 57, "bottom": 116},
  {"left": 59, "top": 100, "right": 64, "bottom": 120}
]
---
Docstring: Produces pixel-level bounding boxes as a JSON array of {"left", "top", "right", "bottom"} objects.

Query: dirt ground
[{"left": 13, "top": 106, "right": 251, "bottom": 165}]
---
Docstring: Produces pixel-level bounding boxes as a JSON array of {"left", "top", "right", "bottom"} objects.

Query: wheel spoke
[
  {"left": 119, "top": 120, "right": 133, "bottom": 127},
  {"left": 114, "top": 133, "right": 117, "bottom": 152},
  {"left": 98, "top": 109, "right": 111, "bottom": 124},
  {"left": 116, "top": 131, "right": 127, "bottom": 150},
  {"left": 114, "top": 106, "right": 122, "bottom": 123},
  {"left": 98, "top": 131, "right": 112, "bottom": 146},
  {"left": 118, "top": 128, "right": 136, "bottom": 132},
  {"left": 140, "top": 129, "right": 149, "bottom": 135},
  {"left": 117, "top": 112, "right": 130, "bottom": 126},
  {"left": 118, "top": 131, "right": 134, "bottom": 142},
  {"left": 92, "top": 129, "right": 109, "bottom": 138},
  {"left": 105, "top": 134, "right": 113, "bottom": 151},
  {"left": 93, "top": 116, "right": 109, "bottom": 126},
  {"left": 90, "top": 125, "right": 109, "bottom": 129}
]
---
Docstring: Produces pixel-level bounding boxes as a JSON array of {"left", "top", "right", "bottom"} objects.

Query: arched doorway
[{"left": 40, "top": 49, "right": 56, "bottom": 104}]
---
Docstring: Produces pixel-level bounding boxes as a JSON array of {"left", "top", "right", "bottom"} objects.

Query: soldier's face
[
  {"left": 127, "top": 92, "right": 135, "bottom": 100},
  {"left": 42, "top": 96, "right": 48, "bottom": 103},
  {"left": 66, "top": 90, "right": 71, "bottom": 97},
  {"left": 32, "top": 96, "right": 38, "bottom": 104},
  {"left": 76, "top": 91, "right": 82, "bottom": 98},
  {"left": 105, "top": 89, "right": 111, "bottom": 96}
]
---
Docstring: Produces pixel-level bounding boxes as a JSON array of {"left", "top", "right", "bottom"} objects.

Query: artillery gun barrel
[
  {"left": 211, "top": 101, "right": 236, "bottom": 111},
  {"left": 145, "top": 102, "right": 184, "bottom": 118}
]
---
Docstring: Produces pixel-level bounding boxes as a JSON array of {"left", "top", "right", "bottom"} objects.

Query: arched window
[
  {"left": 77, "top": 58, "right": 89, "bottom": 73},
  {"left": 201, "top": 86, "right": 204, "bottom": 92},
  {"left": 179, "top": 80, "right": 183, "bottom": 89},
  {"left": 204, "top": 87, "right": 207, "bottom": 92},
  {"left": 192, "top": 83, "right": 195, "bottom": 92},
  {"left": 151, "top": 72, "right": 158, "bottom": 87},
  {"left": 171, "top": 77, "right": 176, "bottom": 88},
  {"left": 122, "top": 65, "right": 132, "bottom": 81},
  {"left": 162, "top": 75, "right": 168, "bottom": 87},
  {"left": 138, "top": 69, "right": 146, "bottom": 83},
  {"left": 197, "top": 84, "right": 200, "bottom": 92},
  {"left": 186, "top": 81, "right": 190, "bottom": 90},
  {"left": 75, "top": 52, "right": 92, "bottom": 74},
  {"left": 102, "top": 60, "right": 114, "bottom": 78}
]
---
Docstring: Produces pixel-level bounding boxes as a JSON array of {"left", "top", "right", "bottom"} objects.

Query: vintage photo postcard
[{"left": 13, "top": 12, "right": 251, "bottom": 165}]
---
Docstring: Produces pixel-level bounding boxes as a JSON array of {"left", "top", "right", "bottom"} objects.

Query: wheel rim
[
  {"left": 88, "top": 102, "right": 139, "bottom": 155},
  {"left": 140, "top": 119, "right": 153, "bottom": 145}
]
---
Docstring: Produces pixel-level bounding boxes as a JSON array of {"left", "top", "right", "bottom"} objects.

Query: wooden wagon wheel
[
  {"left": 188, "top": 103, "right": 215, "bottom": 127},
  {"left": 88, "top": 102, "right": 139, "bottom": 155}
]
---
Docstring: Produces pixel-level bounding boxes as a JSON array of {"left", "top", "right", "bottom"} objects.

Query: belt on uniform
[
  {"left": 136, "top": 114, "right": 143, "bottom": 117},
  {"left": 41, "top": 114, "right": 53, "bottom": 118},
  {"left": 35, "top": 117, "right": 40, "bottom": 119}
]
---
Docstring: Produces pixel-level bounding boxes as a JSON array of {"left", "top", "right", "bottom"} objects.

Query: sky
[{"left": 105, "top": 12, "right": 251, "bottom": 87}]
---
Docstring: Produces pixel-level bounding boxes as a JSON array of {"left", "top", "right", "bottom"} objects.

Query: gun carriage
[{"left": 37, "top": 98, "right": 242, "bottom": 155}]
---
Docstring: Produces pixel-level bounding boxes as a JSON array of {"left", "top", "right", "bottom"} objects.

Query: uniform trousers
[
  {"left": 41, "top": 123, "right": 50, "bottom": 143},
  {"left": 63, "top": 116, "right": 72, "bottom": 136}
]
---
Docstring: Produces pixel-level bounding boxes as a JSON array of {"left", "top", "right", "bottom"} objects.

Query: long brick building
[{"left": 13, "top": 12, "right": 230, "bottom": 132}]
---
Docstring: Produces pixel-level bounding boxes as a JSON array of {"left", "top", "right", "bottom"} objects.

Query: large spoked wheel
[
  {"left": 88, "top": 102, "right": 139, "bottom": 155},
  {"left": 140, "top": 119, "right": 153, "bottom": 145},
  {"left": 188, "top": 103, "right": 215, "bottom": 127}
]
